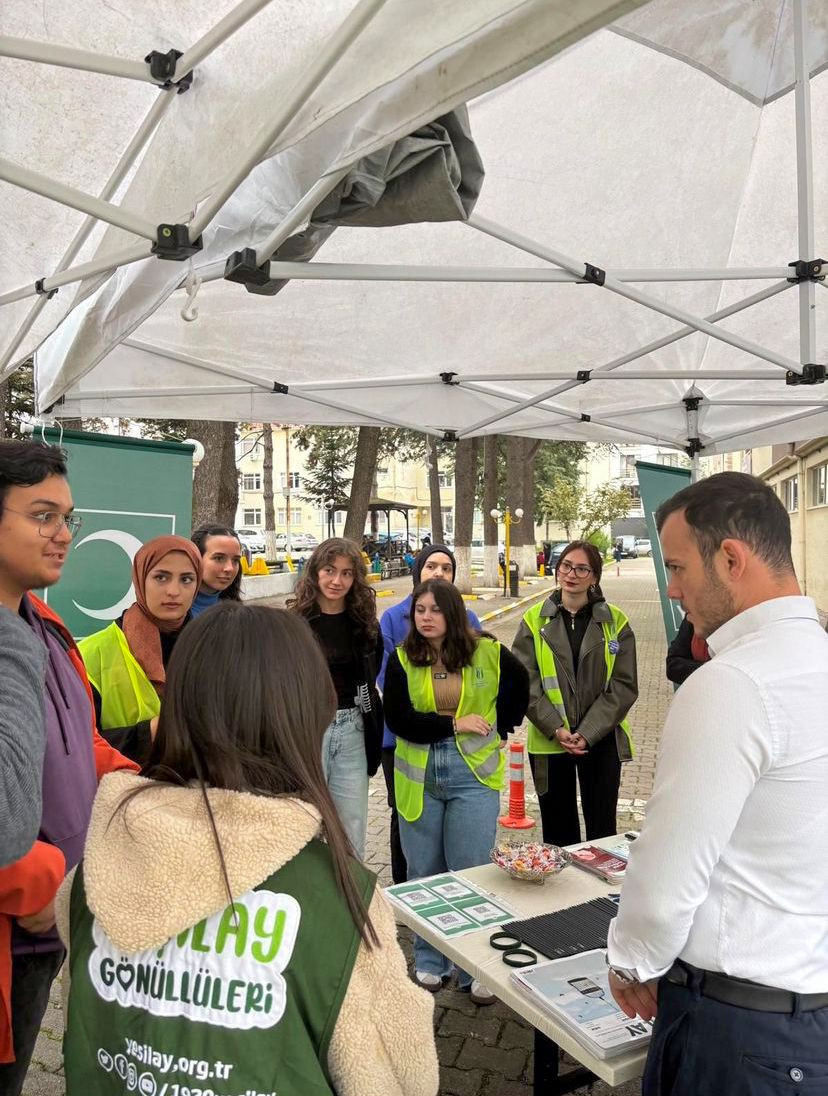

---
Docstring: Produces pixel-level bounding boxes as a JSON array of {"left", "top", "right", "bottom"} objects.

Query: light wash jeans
[
  {"left": 399, "top": 737, "right": 500, "bottom": 987},
  {"left": 322, "top": 707, "right": 369, "bottom": 859}
]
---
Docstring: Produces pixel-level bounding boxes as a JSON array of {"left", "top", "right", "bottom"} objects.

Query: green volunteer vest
[
  {"left": 522, "top": 601, "right": 633, "bottom": 756},
  {"left": 64, "top": 839, "right": 375, "bottom": 1096},
  {"left": 78, "top": 622, "right": 160, "bottom": 729},
  {"left": 394, "top": 637, "right": 504, "bottom": 822}
]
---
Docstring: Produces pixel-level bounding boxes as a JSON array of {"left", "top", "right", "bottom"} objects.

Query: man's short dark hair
[
  {"left": 656, "top": 471, "right": 793, "bottom": 573},
  {"left": 0, "top": 440, "right": 68, "bottom": 515}
]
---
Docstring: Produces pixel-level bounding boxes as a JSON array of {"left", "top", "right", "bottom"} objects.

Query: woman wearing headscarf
[{"left": 78, "top": 535, "right": 202, "bottom": 767}]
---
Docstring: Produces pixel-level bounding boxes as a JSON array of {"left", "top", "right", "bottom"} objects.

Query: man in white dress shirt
[{"left": 606, "top": 471, "right": 828, "bottom": 1095}]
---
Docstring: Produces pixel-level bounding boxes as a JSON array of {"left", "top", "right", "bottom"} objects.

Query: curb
[{"left": 479, "top": 584, "right": 555, "bottom": 623}]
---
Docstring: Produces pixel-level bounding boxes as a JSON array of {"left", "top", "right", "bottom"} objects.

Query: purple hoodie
[{"left": 14, "top": 596, "right": 98, "bottom": 954}]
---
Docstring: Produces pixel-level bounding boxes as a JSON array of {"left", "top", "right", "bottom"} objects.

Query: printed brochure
[
  {"left": 512, "top": 950, "right": 653, "bottom": 1059},
  {"left": 386, "top": 874, "right": 516, "bottom": 939}
]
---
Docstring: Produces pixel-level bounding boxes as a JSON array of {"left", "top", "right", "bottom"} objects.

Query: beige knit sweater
[{"left": 55, "top": 771, "right": 439, "bottom": 1096}]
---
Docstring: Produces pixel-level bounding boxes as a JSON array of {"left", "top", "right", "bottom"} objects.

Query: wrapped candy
[{"left": 490, "top": 840, "right": 572, "bottom": 885}]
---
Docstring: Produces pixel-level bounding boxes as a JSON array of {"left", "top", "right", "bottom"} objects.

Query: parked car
[
  {"left": 291, "top": 532, "right": 319, "bottom": 550},
  {"left": 545, "top": 541, "right": 570, "bottom": 570},
  {"left": 470, "top": 539, "right": 505, "bottom": 568},
  {"left": 615, "top": 535, "right": 637, "bottom": 558},
  {"left": 236, "top": 527, "right": 266, "bottom": 555},
  {"left": 633, "top": 538, "right": 653, "bottom": 557}
]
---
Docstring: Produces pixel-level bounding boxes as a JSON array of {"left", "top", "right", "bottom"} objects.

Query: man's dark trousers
[
  {"left": 643, "top": 971, "right": 828, "bottom": 1095},
  {"left": 0, "top": 950, "right": 64, "bottom": 1096}
]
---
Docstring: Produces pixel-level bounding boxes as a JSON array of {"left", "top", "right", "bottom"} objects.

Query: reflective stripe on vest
[
  {"left": 394, "top": 638, "right": 503, "bottom": 822},
  {"left": 78, "top": 622, "right": 161, "bottom": 730},
  {"left": 522, "top": 602, "right": 633, "bottom": 756}
]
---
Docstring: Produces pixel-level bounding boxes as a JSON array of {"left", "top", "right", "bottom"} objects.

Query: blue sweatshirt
[{"left": 377, "top": 595, "right": 482, "bottom": 749}]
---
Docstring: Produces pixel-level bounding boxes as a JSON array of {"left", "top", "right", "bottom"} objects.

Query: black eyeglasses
[
  {"left": 558, "top": 560, "right": 592, "bottom": 578},
  {"left": 4, "top": 508, "right": 83, "bottom": 539}
]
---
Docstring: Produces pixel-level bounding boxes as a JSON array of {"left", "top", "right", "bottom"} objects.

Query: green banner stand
[
  {"left": 635, "top": 460, "right": 691, "bottom": 645},
  {"left": 39, "top": 429, "right": 194, "bottom": 638}
]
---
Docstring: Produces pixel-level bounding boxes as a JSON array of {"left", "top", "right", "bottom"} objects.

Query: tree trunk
[
  {"left": 343, "top": 426, "right": 380, "bottom": 544},
  {"left": 188, "top": 420, "right": 239, "bottom": 529},
  {"left": 521, "top": 439, "right": 541, "bottom": 576},
  {"left": 262, "top": 425, "right": 277, "bottom": 560},
  {"left": 453, "top": 437, "right": 477, "bottom": 594},
  {"left": 505, "top": 437, "right": 526, "bottom": 587},
  {"left": 0, "top": 380, "right": 7, "bottom": 438},
  {"left": 427, "top": 435, "right": 444, "bottom": 544},
  {"left": 482, "top": 435, "right": 499, "bottom": 587}
]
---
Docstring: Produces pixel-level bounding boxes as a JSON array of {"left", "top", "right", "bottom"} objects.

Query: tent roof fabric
[{"left": 3, "top": 0, "right": 826, "bottom": 454}]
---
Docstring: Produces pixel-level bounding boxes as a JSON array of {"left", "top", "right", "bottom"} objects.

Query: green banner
[
  {"left": 39, "top": 430, "right": 194, "bottom": 638},
  {"left": 635, "top": 460, "right": 691, "bottom": 645}
]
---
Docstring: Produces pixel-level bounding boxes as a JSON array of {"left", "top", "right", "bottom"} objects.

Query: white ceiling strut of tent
[
  {"left": 10, "top": 0, "right": 828, "bottom": 455},
  {"left": 1, "top": 0, "right": 642, "bottom": 372}
]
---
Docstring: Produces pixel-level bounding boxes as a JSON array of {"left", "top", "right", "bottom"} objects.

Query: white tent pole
[
  {"left": 263, "top": 261, "right": 791, "bottom": 284},
  {"left": 0, "top": 242, "right": 152, "bottom": 308},
  {"left": 123, "top": 339, "right": 277, "bottom": 391},
  {"left": 713, "top": 404, "right": 828, "bottom": 449},
  {"left": 253, "top": 167, "right": 351, "bottom": 265},
  {"left": 189, "top": 0, "right": 387, "bottom": 240},
  {"left": 0, "top": 159, "right": 158, "bottom": 240},
  {"left": 285, "top": 390, "right": 444, "bottom": 436},
  {"left": 457, "top": 279, "right": 794, "bottom": 436},
  {"left": 793, "top": 0, "right": 817, "bottom": 363},
  {"left": 64, "top": 385, "right": 259, "bottom": 400},
  {"left": 495, "top": 416, "right": 687, "bottom": 448},
  {"left": 175, "top": 0, "right": 274, "bottom": 79},
  {"left": 691, "top": 455, "right": 700, "bottom": 482},
  {"left": 459, "top": 370, "right": 782, "bottom": 382},
  {"left": 469, "top": 215, "right": 801, "bottom": 374},
  {"left": 0, "top": 90, "right": 174, "bottom": 376},
  {"left": 0, "top": 35, "right": 155, "bottom": 82}
]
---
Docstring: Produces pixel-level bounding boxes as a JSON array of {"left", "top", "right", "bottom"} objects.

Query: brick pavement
[{"left": 25, "top": 559, "right": 670, "bottom": 1096}]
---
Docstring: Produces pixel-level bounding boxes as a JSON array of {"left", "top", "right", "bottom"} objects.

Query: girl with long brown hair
[
  {"left": 383, "top": 578, "right": 528, "bottom": 1004},
  {"left": 56, "top": 603, "right": 439, "bottom": 1096},
  {"left": 290, "top": 537, "right": 383, "bottom": 859}
]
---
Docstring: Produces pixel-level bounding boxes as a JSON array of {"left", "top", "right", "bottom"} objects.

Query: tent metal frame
[{"left": 3, "top": 0, "right": 825, "bottom": 456}]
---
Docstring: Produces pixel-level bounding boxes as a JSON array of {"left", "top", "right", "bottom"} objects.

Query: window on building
[
  {"left": 280, "top": 472, "right": 300, "bottom": 490},
  {"left": 376, "top": 465, "right": 389, "bottom": 479},
  {"left": 441, "top": 506, "right": 454, "bottom": 534},
  {"left": 335, "top": 510, "right": 345, "bottom": 525},
  {"left": 242, "top": 508, "right": 262, "bottom": 526},
  {"left": 242, "top": 473, "right": 261, "bottom": 491},
  {"left": 781, "top": 475, "right": 798, "bottom": 512},
  {"left": 809, "top": 462, "right": 827, "bottom": 507},
  {"left": 277, "top": 508, "right": 303, "bottom": 524},
  {"left": 438, "top": 473, "right": 454, "bottom": 488},
  {"left": 626, "top": 484, "right": 641, "bottom": 503}
]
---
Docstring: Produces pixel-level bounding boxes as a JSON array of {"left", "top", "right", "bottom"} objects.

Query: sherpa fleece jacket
[{"left": 56, "top": 771, "right": 439, "bottom": 1096}]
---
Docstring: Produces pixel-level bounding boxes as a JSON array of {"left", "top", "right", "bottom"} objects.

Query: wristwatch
[{"left": 605, "top": 956, "right": 638, "bottom": 985}]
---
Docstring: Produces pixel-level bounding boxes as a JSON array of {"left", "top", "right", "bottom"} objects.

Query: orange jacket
[{"left": 0, "top": 596, "right": 138, "bottom": 1063}]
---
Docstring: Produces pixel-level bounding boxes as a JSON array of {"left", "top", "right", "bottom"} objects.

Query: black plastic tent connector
[
  {"left": 440, "top": 372, "right": 458, "bottom": 385},
  {"left": 272, "top": 382, "right": 289, "bottom": 394},
  {"left": 144, "top": 49, "right": 192, "bottom": 93},
  {"left": 786, "top": 364, "right": 826, "bottom": 386},
  {"left": 223, "top": 248, "right": 280, "bottom": 294},
  {"left": 152, "top": 224, "right": 202, "bottom": 260},
  {"left": 787, "top": 258, "right": 825, "bottom": 283},
  {"left": 685, "top": 437, "right": 702, "bottom": 457},
  {"left": 683, "top": 396, "right": 702, "bottom": 412},
  {"left": 580, "top": 413, "right": 591, "bottom": 422},
  {"left": 34, "top": 279, "right": 58, "bottom": 300},
  {"left": 583, "top": 263, "right": 606, "bottom": 286},
  {"left": 576, "top": 370, "right": 591, "bottom": 383},
  {"left": 442, "top": 430, "right": 458, "bottom": 442}
]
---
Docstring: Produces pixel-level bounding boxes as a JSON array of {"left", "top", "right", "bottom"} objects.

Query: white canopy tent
[{"left": 4, "top": 0, "right": 828, "bottom": 456}]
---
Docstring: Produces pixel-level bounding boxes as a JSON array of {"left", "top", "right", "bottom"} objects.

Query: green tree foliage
[
  {"left": 0, "top": 364, "right": 34, "bottom": 439},
  {"left": 293, "top": 426, "right": 358, "bottom": 506},
  {"left": 533, "top": 441, "right": 586, "bottom": 516},
  {"left": 541, "top": 478, "right": 631, "bottom": 541}
]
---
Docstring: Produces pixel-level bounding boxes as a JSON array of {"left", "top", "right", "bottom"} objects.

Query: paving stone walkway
[{"left": 25, "top": 559, "right": 671, "bottom": 1095}]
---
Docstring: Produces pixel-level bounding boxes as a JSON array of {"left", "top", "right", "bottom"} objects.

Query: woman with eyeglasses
[
  {"left": 78, "top": 536, "right": 202, "bottom": 767},
  {"left": 512, "top": 540, "right": 638, "bottom": 847}
]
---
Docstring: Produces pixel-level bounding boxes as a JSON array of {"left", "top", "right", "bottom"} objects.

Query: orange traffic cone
[{"left": 498, "top": 742, "right": 536, "bottom": 830}]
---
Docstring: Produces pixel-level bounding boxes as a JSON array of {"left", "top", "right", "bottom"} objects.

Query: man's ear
[{"left": 719, "top": 538, "right": 749, "bottom": 581}]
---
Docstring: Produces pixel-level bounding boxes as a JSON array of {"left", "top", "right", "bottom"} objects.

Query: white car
[
  {"left": 470, "top": 539, "right": 505, "bottom": 568},
  {"left": 290, "top": 533, "right": 319, "bottom": 550},
  {"left": 236, "top": 527, "right": 266, "bottom": 554},
  {"left": 633, "top": 538, "right": 653, "bottom": 557}
]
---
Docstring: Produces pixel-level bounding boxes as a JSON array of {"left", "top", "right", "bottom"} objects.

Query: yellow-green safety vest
[
  {"left": 394, "top": 638, "right": 504, "bottom": 822},
  {"left": 78, "top": 622, "right": 160, "bottom": 730},
  {"left": 522, "top": 601, "right": 633, "bottom": 756}
]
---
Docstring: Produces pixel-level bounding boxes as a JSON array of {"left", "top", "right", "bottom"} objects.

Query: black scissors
[{"left": 489, "top": 930, "right": 538, "bottom": 968}]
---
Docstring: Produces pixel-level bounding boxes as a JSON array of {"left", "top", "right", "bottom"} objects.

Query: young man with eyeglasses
[{"left": 0, "top": 440, "right": 136, "bottom": 1096}]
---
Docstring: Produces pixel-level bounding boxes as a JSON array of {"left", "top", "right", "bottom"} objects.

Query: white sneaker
[
  {"left": 469, "top": 979, "right": 496, "bottom": 1005},
  {"left": 414, "top": 970, "right": 443, "bottom": 992}
]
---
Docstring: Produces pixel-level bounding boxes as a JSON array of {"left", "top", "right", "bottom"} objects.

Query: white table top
[{"left": 389, "top": 837, "right": 648, "bottom": 1088}]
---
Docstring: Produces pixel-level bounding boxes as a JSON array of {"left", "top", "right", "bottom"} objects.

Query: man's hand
[
  {"left": 554, "top": 727, "right": 588, "bottom": 755},
  {"left": 17, "top": 899, "right": 56, "bottom": 936},
  {"left": 608, "top": 971, "right": 658, "bottom": 1021}
]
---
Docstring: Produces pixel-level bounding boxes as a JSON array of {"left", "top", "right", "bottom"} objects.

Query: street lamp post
[{"left": 490, "top": 506, "right": 524, "bottom": 596}]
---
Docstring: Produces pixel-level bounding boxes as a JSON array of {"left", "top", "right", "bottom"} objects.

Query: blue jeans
[
  {"left": 322, "top": 708, "right": 368, "bottom": 859},
  {"left": 399, "top": 737, "right": 500, "bottom": 987}
]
